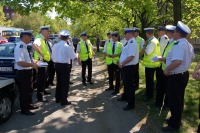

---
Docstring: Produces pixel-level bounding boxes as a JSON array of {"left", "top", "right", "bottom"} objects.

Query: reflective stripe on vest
[
  {"left": 106, "top": 41, "right": 122, "bottom": 65},
  {"left": 143, "top": 37, "right": 161, "bottom": 68},
  {"left": 79, "top": 40, "right": 93, "bottom": 61},
  {"left": 161, "top": 40, "right": 175, "bottom": 70},
  {"left": 34, "top": 34, "right": 50, "bottom": 61},
  {"left": 136, "top": 36, "right": 142, "bottom": 52}
]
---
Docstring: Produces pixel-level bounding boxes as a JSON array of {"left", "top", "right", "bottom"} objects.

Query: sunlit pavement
[{"left": 0, "top": 58, "right": 161, "bottom": 133}]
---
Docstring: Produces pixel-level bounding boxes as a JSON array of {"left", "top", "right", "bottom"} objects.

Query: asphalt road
[{"left": 0, "top": 58, "right": 161, "bottom": 133}]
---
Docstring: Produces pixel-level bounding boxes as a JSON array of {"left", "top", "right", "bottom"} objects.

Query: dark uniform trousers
[
  {"left": 16, "top": 69, "right": 33, "bottom": 112},
  {"left": 167, "top": 71, "right": 189, "bottom": 129},
  {"left": 81, "top": 58, "right": 92, "bottom": 83},
  {"left": 134, "top": 63, "right": 139, "bottom": 89},
  {"left": 145, "top": 67, "right": 160, "bottom": 99},
  {"left": 122, "top": 65, "right": 136, "bottom": 107},
  {"left": 37, "top": 67, "right": 47, "bottom": 100},
  {"left": 107, "top": 63, "right": 121, "bottom": 92},
  {"left": 55, "top": 63, "right": 70, "bottom": 104},
  {"left": 155, "top": 67, "right": 168, "bottom": 107},
  {"left": 46, "top": 60, "right": 55, "bottom": 86}
]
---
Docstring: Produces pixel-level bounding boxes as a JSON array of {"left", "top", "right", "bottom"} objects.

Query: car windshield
[{"left": 0, "top": 44, "right": 15, "bottom": 57}]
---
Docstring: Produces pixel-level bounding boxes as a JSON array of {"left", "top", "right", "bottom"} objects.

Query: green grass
[{"left": 96, "top": 50, "right": 200, "bottom": 133}]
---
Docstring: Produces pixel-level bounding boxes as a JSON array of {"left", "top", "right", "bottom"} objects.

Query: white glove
[{"left": 151, "top": 55, "right": 160, "bottom": 62}]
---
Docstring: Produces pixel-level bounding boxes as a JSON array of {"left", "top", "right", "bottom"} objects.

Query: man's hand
[
  {"left": 164, "top": 69, "right": 170, "bottom": 76},
  {"left": 192, "top": 71, "right": 200, "bottom": 80},
  {"left": 119, "top": 63, "right": 123, "bottom": 69},
  {"left": 32, "top": 63, "right": 39, "bottom": 69}
]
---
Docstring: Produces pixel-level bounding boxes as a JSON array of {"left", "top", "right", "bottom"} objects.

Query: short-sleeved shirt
[
  {"left": 14, "top": 41, "right": 32, "bottom": 70},
  {"left": 159, "top": 34, "right": 169, "bottom": 55},
  {"left": 52, "top": 40, "right": 76, "bottom": 64},
  {"left": 120, "top": 37, "right": 139, "bottom": 66},
  {"left": 166, "top": 38, "right": 195, "bottom": 73},
  {"left": 120, "top": 38, "right": 127, "bottom": 46},
  {"left": 33, "top": 34, "right": 45, "bottom": 47},
  {"left": 103, "top": 39, "right": 113, "bottom": 53},
  {"left": 145, "top": 36, "right": 157, "bottom": 55},
  {"left": 76, "top": 40, "right": 93, "bottom": 53}
]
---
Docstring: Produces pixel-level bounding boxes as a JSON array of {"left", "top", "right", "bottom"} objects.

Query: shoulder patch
[
  {"left": 174, "top": 41, "right": 179, "bottom": 45},
  {"left": 130, "top": 40, "right": 133, "bottom": 43},
  {"left": 19, "top": 44, "right": 23, "bottom": 48},
  {"left": 165, "top": 37, "right": 168, "bottom": 39}
]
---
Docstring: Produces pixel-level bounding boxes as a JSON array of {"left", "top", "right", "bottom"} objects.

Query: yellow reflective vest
[
  {"left": 162, "top": 40, "right": 175, "bottom": 70},
  {"left": 105, "top": 41, "right": 122, "bottom": 65},
  {"left": 136, "top": 36, "right": 142, "bottom": 52},
  {"left": 143, "top": 37, "right": 161, "bottom": 68},
  {"left": 79, "top": 39, "right": 93, "bottom": 61},
  {"left": 34, "top": 34, "right": 50, "bottom": 61}
]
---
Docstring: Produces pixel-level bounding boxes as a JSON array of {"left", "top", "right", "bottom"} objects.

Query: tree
[{"left": 0, "top": 6, "right": 12, "bottom": 26}]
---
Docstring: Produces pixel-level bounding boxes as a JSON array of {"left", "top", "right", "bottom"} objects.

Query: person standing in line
[
  {"left": 103, "top": 31, "right": 123, "bottom": 95},
  {"left": 162, "top": 21, "right": 195, "bottom": 132},
  {"left": 14, "top": 30, "right": 39, "bottom": 115},
  {"left": 72, "top": 36, "right": 79, "bottom": 52},
  {"left": 77, "top": 32, "right": 94, "bottom": 86},
  {"left": 140, "top": 27, "right": 161, "bottom": 101},
  {"left": 118, "top": 28, "right": 139, "bottom": 111},
  {"left": 153, "top": 25, "right": 176, "bottom": 108},
  {"left": 133, "top": 27, "right": 145, "bottom": 90},
  {"left": 52, "top": 30, "right": 77, "bottom": 106},
  {"left": 158, "top": 26, "right": 169, "bottom": 55},
  {"left": 33, "top": 25, "right": 51, "bottom": 102},
  {"left": 96, "top": 34, "right": 100, "bottom": 52}
]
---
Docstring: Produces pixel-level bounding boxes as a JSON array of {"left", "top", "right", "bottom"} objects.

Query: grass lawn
[{"left": 96, "top": 47, "right": 199, "bottom": 133}]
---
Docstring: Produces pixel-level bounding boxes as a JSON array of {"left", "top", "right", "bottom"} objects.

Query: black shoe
[
  {"left": 38, "top": 98, "right": 48, "bottom": 102},
  {"left": 82, "top": 82, "right": 87, "bottom": 86},
  {"left": 56, "top": 100, "right": 60, "bottom": 103},
  {"left": 61, "top": 102, "right": 71, "bottom": 106},
  {"left": 44, "top": 91, "right": 51, "bottom": 95},
  {"left": 29, "top": 105, "right": 39, "bottom": 110},
  {"left": 89, "top": 81, "right": 94, "bottom": 85},
  {"left": 162, "top": 126, "right": 178, "bottom": 132},
  {"left": 111, "top": 91, "right": 119, "bottom": 95},
  {"left": 105, "top": 87, "right": 114, "bottom": 91},
  {"left": 50, "top": 83, "right": 55, "bottom": 86},
  {"left": 21, "top": 111, "right": 35, "bottom": 115},
  {"left": 69, "top": 81, "right": 73, "bottom": 84},
  {"left": 117, "top": 98, "right": 126, "bottom": 102},
  {"left": 123, "top": 106, "right": 134, "bottom": 111}
]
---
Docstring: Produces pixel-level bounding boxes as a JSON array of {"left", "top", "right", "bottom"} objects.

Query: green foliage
[{"left": 0, "top": 6, "right": 12, "bottom": 26}]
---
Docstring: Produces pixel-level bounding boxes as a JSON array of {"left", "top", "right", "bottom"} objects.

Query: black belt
[
  {"left": 169, "top": 71, "right": 188, "bottom": 76},
  {"left": 55, "top": 62, "right": 70, "bottom": 65},
  {"left": 17, "top": 69, "right": 32, "bottom": 71}
]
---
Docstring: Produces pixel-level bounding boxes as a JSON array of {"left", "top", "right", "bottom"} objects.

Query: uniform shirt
[
  {"left": 76, "top": 40, "right": 93, "bottom": 53},
  {"left": 120, "top": 38, "right": 127, "bottom": 46},
  {"left": 159, "top": 34, "right": 169, "bottom": 55},
  {"left": 145, "top": 36, "right": 157, "bottom": 55},
  {"left": 14, "top": 41, "right": 32, "bottom": 70},
  {"left": 120, "top": 37, "right": 139, "bottom": 66},
  {"left": 34, "top": 34, "right": 51, "bottom": 54},
  {"left": 166, "top": 38, "right": 195, "bottom": 73},
  {"left": 67, "top": 40, "right": 75, "bottom": 50},
  {"left": 52, "top": 40, "right": 76, "bottom": 63}
]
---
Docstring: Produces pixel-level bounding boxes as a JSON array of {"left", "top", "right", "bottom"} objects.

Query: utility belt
[{"left": 169, "top": 70, "right": 188, "bottom": 75}]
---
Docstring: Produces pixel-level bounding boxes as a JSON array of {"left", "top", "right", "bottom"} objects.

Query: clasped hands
[{"left": 151, "top": 55, "right": 161, "bottom": 62}]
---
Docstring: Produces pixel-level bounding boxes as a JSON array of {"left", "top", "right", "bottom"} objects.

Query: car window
[{"left": 0, "top": 45, "right": 15, "bottom": 57}]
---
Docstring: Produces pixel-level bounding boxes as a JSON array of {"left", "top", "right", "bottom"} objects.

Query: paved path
[{"left": 0, "top": 58, "right": 161, "bottom": 133}]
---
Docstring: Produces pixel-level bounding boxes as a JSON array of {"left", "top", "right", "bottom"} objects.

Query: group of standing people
[
  {"left": 103, "top": 21, "right": 195, "bottom": 132},
  {"left": 14, "top": 21, "right": 198, "bottom": 132}
]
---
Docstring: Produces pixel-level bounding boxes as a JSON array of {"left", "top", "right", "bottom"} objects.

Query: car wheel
[{"left": 0, "top": 94, "right": 12, "bottom": 123}]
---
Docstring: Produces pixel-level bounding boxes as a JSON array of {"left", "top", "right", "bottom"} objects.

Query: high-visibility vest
[
  {"left": 79, "top": 39, "right": 93, "bottom": 61},
  {"left": 143, "top": 37, "right": 161, "bottom": 68},
  {"left": 136, "top": 36, "right": 142, "bottom": 52},
  {"left": 106, "top": 41, "right": 122, "bottom": 65},
  {"left": 34, "top": 34, "right": 50, "bottom": 61},
  {"left": 162, "top": 40, "right": 175, "bottom": 70}
]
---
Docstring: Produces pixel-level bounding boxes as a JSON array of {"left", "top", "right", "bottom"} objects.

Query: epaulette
[
  {"left": 174, "top": 41, "right": 179, "bottom": 45},
  {"left": 165, "top": 37, "right": 168, "bottom": 39},
  {"left": 19, "top": 44, "right": 23, "bottom": 48},
  {"left": 130, "top": 40, "right": 133, "bottom": 43}
]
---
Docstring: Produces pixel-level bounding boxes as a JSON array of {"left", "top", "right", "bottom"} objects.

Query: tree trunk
[{"left": 173, "top": 0, "right": 182, "bottom": 25}]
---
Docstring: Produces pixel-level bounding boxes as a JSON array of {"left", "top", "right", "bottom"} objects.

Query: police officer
[
  {"left": 153, "top": 25, "right": 176, "bottom": 107},
  {"left": 103, "top": 31, "right": 122, "bottom": 95},
  {"left": 118, "top": 28, "right": 139, "bottom": 111},
  {"left": 52, "top": 30, "right": 77, "bottom": 106},
  {"left": 140, "top": 27, "right": 161, "bottom": 101},
  {"left": 162, "top": 21, "right": 195, "bottom": 131},
  {"left": 158, "top": 26, "right": 169, "bottom": 55},
  {"left": 133, "top": 27, "right": 145, "bottom": 90},
  {"left": 33, "top": 25, "right": 51, "bottom": 102},
  {"left": 14, "top": 30, "right": 39, "bottom": 115},
  {"left": 77, "top": 32, "right": 94, "bottom": 86}
]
